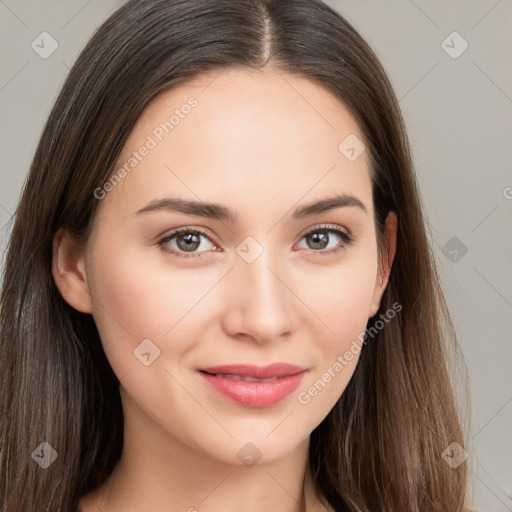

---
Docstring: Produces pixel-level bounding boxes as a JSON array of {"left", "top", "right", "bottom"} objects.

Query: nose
[{"left": 222, "top": 247, "right": 294, "bottom": 344}]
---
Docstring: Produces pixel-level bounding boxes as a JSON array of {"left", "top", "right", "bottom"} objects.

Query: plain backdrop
[{"left": 0, "top": 1, "right": 511, "bottom": 510}]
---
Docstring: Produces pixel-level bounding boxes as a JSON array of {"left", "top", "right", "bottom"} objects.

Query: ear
[
  {"left": 52, "top": 228, "right": 93, "bottom": 314},
  {"left": 368, "top": 211, "right": 397, "bottom": 318}
]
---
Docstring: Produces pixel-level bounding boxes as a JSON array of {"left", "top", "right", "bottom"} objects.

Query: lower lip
[{"left": 198, "top": 371, "right": 307, "bottom": 408}]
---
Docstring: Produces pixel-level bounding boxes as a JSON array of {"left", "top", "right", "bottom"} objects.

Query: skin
[{"left": 53, "top": 67, "right": 397, "bottom": 512}]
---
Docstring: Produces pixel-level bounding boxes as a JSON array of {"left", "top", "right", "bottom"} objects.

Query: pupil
[
  {"left": 309, "top": 232, "right": 328, "bottom": 250},
  {"left": 175, "top": 231, "right": 330, "bottom": 253},
  {"left": 178, "top": 233, "right": 199, "bottom": 252}
]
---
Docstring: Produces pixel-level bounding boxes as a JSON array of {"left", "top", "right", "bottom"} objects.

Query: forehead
[
  {"left": 137, "top": 67, "right": 363, "bottom": 157},
  {"left": 99, "top": 67, "right": 373, "bottom": 221}
]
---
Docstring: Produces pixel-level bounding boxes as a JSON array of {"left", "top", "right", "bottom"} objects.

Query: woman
[{"left": 0, "top": 0, "right": 474, "bottom": 510}]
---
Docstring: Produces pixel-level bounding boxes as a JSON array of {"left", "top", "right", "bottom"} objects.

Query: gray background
[{"left": 0, "top": 0, "right": 510, "bottom": 510}]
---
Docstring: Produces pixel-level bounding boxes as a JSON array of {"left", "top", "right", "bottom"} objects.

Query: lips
[
  {"left": 197, "top": 363, "right": 307, "bottom": 407},
  {"left": 198, "top": 363, "right": 306, "bottom": 379}
]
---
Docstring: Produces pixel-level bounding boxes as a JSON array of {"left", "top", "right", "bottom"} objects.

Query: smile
[{"left": 197, "top": 363, "right": 308, "bottom": 408}]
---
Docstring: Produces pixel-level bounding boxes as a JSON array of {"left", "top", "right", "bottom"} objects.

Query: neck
[{"left": 79, "top": 387, "right": 328, "bottom": 512}]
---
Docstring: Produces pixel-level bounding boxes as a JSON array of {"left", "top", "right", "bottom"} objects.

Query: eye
[
  {"left": 157, "top": 224, "right": 354, "bottom": 260},
  {"left": 158, "top": 227, "right": 218, "bottom": 259},
  {"left": 296, "top": 224, "right": 354, "bottom": 256}
]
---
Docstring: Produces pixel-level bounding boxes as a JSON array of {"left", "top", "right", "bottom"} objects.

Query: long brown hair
[{"left": 0, "top": 0, "right": 472, "bottom": 510}]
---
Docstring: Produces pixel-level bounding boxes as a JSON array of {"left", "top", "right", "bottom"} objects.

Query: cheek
[
  {"left": 298, "top": 252, "right": 377, "bottom": 402},
  {"left": 86, "top": 228, "right": 378, "bottom": 394},
  {"left": 85, "top": 242, "right": 211, "bottom": 376},
  {"left": 319, "top": 277, "right": 374, "bottom": 332},
  {"left": 307, "top": 253, "right": 378, "bottom": 344}
]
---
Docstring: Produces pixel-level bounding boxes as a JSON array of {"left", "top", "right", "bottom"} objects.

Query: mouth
[
  {"left": 202, "top": 373, "right": 281, "bottom": 383},
  {"left": 197, "top": 363, "right": 308, "bottom": 408}
]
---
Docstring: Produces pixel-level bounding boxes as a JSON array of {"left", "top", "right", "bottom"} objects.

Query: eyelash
[{"left": 157, "top": 224, "right": 354, "bottom": 259}]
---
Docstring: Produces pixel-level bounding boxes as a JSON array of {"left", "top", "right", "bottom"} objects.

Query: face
[{"left": 55, "top": 67, "right": 395, "bottom": 467}]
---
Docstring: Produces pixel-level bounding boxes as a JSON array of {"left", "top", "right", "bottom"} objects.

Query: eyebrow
[{"left": 133, "top": 193, "right": 367, "bottom": 222}]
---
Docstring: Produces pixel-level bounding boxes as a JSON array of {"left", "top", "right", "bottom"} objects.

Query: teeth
[{"left": 215, "top": 373, "right": 279, "bottom": 383}]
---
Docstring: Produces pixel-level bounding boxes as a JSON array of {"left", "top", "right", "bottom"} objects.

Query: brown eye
[
  {"left": 297, "top": 225, "right": 354, "bottom": 255},
  {"left": 175, "top": 232, "right": 201, "bottom": 252},
  {"left": 305, "top": 231, "right": 330, "bottom": 250},
  {"left": 158, "top": 228, "right": 217, "bottom": 259}
]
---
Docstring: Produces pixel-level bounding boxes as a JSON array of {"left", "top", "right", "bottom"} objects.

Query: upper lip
[{"left": 198, "top": 363, "right": 307, "bottom": 379}]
